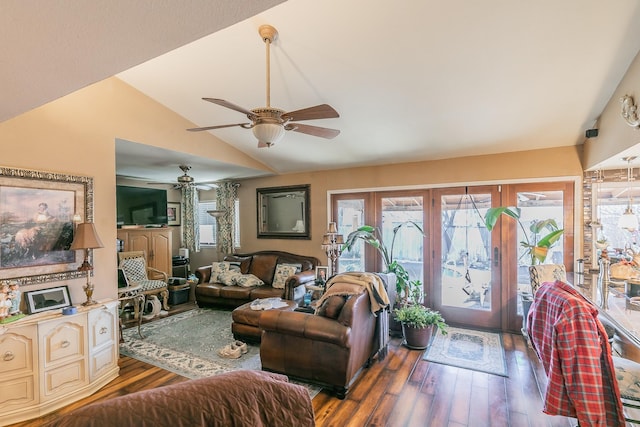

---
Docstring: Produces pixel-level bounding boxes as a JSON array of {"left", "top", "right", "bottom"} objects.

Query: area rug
[
  {"left": 120, "top": 308, "right": 321, "bottom": 397},
  {"left": 423, "top": 326, "right": 508, "bottom": 377}
]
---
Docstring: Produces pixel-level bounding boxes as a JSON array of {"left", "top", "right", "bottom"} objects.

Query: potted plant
[
  {"left": 393, "top": 295, "right": 447, "bottom": 349},
  {"left": 341, "top": 221, "right": 424, "bottom": 303},
  {"left": 483, "top": 206, "right": 564, "bottom": 265}
]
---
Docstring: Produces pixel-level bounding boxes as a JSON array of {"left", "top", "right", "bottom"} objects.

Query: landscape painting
[{"left": 0, "top": 166, "right": 92, "bottom": 285}]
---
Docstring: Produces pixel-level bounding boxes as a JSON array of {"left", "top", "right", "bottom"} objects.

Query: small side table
[{"left": 118, "top": 284, "right": 144, "bottom": 342}]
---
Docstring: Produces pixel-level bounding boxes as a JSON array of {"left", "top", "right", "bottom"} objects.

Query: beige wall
[{"left": 0, "top": 77, "right": 269, "bottom": 305}]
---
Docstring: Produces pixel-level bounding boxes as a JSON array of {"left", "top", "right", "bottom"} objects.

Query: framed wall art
[
  {"left": 167, "top": 202, "right": 181, "bottom": 226},
  {"left": 0, "top": 166, "right": 93, "bottom": 285},
  {"left": 257, "top": 184, "right": 310, "bottom": 239},
  {"left": 24, "top": 285, "right": 72, "bottom": 314}
]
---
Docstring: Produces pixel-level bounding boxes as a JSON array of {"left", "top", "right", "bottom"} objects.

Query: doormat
[
  {"left": 423, "top": 326, "right": 508, "bottom": 377},
  {"left": 120, "top": 308, "right": 321, "bottom": 397}
]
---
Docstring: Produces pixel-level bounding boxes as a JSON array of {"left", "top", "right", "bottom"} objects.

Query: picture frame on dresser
[
  {"left": 24, "top": 285, "right": 72, "bottom": 314},
  {"left": 0, "top": 166, "right": 93, "bottom": 286}
]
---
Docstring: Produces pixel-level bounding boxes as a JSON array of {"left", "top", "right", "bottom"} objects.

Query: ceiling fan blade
[
  {"left": 203, "top": 98, "right": 256, "bottom": 118},
  {"left": 187, "top": 123, "right": 250, "bottom": 132},
  {"left": 281, "top": 104, "right": 339, "bottom": 122},
  {"left": 285, "top": 123, "right": 340, "bottom": 139}
]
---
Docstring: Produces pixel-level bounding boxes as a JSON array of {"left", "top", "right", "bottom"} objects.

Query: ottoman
[{"left": 232, "top": 299, "right": 298, "bottom": 343}]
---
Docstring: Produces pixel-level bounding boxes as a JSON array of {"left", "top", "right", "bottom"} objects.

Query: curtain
[
  {"left": 182, "top": 185, "right": 199, "bottom": 253},
  {"left": 216, "top": 182, "right": 239, "bottom": 255}
]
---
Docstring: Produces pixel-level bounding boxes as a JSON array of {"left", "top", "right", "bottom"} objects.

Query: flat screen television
[{"left": 116, "top": 185, "right": 168, "bottom": 226}]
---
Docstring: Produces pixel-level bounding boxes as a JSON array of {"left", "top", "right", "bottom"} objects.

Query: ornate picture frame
[
  {"left": 257, "top": 184, "right": 310, "bottom": 239},
  {"left": 0, "top": 166, "right": 93, "bottom": 285}
]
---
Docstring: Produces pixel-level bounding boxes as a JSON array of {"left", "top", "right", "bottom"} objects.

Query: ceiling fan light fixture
[{"left": 252, "top": 123, "right": 285, "bottom": 147}]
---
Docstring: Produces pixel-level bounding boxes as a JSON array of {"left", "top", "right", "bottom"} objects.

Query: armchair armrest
[
  {"left": 259, "top": 310, "right": 351, "bottom": 348},
  {"left": 284, "top": 270, "right": 317, "bottom": 300},
  {"left": 147, "top": 267, "right": 168, "bottom": 282}
]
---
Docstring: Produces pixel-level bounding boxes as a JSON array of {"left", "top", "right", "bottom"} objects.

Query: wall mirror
[{"left": 257, "top": 184, "right": 310, "bottom": 239}]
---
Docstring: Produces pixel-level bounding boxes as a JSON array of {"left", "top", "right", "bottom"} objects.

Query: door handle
[{"left": 494, "top": 247, "right": 499, "bottom": 266}]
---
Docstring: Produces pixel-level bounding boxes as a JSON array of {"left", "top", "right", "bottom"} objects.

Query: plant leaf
[{"left": 484, "top": 206, "right": 521, "bottom": 231}]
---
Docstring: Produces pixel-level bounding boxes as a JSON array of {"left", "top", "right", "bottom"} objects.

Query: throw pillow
[
  {"left": 235, "top": 274, "right": 265, "bottom": 288},
  {"left": 228, "top": 261, "right": 242, "bottom": 272},
  {"left": 209, "top": 262, "right": 230, "bottom": 283},
  {"left": 281, "top": 263, "right": 303, "bottom": 273},
  {"left": 317, "top": 295, "right": 348, "bottom": 319},
  {"left": 272, "top": 264, "right": 298, "bottom": 289},
  {"left": 218, "top": 271, "right": 243, "bottom": 286}
]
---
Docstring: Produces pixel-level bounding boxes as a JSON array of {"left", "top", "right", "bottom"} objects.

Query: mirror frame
[{"left": 257, "top": 184, "right": 311, "bottom": 239}]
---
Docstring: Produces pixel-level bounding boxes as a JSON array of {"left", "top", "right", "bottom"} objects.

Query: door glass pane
[
  {"left": 516, "top": 191, "right": 565, "bottom": 296},
  {"left": 337, "top": 199, "right": 365, "bottom": 273},
  {"left": 440, "top": 193, "right": 492, "bottom": 311},
  {"left": 381, "top": 196, "right": 424, "bottom": 295}
]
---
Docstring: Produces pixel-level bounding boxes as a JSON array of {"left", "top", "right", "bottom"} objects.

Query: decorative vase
[{"left": 401, "top": 323, "right": 435, "bottom": 350}]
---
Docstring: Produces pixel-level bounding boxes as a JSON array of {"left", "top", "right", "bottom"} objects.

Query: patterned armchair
[
  {"left": 118, "top": 251, "right": 169, "bottom": 311},
  {"left": 528, "top": 264, "right": 567, "bottom": 296}
]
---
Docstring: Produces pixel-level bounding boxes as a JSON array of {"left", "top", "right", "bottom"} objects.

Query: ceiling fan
[
  {"left": 187, "top": 24, "right": 340, "bottom": 148},
  {"left": 148, "top": 165, "right": 217, "bottom": 190}
]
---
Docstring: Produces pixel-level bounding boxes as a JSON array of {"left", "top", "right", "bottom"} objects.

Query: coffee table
[{"left": 231, "top": 298, "right": 297, "bottom": 343}]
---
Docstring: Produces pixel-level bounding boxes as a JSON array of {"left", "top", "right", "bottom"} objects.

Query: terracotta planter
[{"left": 401, "top": 323, "right": 435, "bottom": 350}]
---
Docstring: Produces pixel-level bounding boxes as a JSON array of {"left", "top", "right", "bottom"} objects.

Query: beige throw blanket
[{"left": 321, "top": 272, "right": 390, "bottom": 314}]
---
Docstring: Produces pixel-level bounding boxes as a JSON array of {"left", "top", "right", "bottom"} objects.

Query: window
[{"left": 198, "top": 200, "right": 240, "bottom": 247}]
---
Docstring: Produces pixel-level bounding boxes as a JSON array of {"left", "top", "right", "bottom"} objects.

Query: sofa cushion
[
  {"left": 249, "top": 286, "right": 284, "bottom": 300},
  {"left": 249, "top": 254, "right": 279, "bottom": 285},
  {"left": 272, "top": 264, "right": 298, "bottom": 289},
  {"left": 210, "top": 262, "right": 230, "bottom": 283},
  {"left": 317, "top": 295, "right": 348, "bottom": 319},
  {"left": 235, "top": 274, "right": 265, "bottom": 288},
  {"left": 224, "top": 255, "right": 252, "bottom": 274},
  {"left": 220, "top": 286, "right": 253, "bottom": 300}
]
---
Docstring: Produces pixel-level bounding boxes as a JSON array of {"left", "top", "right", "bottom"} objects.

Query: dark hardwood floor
[{"left": 10, "top": 329, "right": 578, "bottom": 427}]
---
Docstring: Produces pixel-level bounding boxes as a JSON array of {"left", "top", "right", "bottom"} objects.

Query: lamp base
[{"left": 82, "top": 282, "right": 96, "bottom": 306}]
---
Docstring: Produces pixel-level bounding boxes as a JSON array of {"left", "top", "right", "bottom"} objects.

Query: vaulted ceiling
[{"left": 4, "top": 1, "right": 640, "bottom": 185}]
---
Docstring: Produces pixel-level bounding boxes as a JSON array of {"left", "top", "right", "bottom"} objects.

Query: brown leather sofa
[
  {"left": 259, "top": 278, "right": 388, "bottom": 399},
  {"left": 195, "top": 250, "right": 320, "bottom": 307}
]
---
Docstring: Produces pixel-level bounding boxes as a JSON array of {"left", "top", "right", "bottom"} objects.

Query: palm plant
[
  {"left": 483, "top": 206, "right": 564, "bottom": 265},
  {"left": 341, "top": 221, "right": 423, "bottom": 301}
]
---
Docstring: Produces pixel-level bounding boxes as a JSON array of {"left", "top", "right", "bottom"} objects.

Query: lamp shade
[
  {"left": 252, "top": 123, "right": 285, "bottom": 146},
  {"left": 70, "top": 223, "right": 104, "bottom": 250},
  {"left": 618, "top": 208, "right": 639, "bottom": 232}
]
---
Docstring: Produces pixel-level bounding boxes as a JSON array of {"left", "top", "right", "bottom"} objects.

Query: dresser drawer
[
  {"left": 89, "top": 344, "right": 117, "bottom": 380},
  {"left": 39, "top": 316, "right": 87, "bottom": 369},
  {"left": 88, "top": 305, "right": 116, "bottom": 351},
  {"left": 0, "top": 325, "right": 36, "bottom": 377},
  {"left": 0, "top": 375, "right": 37, "bottom": 409},
  {"left": 41, "top": 359, "right": 88, "bottom": 401}
]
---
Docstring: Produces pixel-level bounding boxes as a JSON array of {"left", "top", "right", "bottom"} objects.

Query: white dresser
[{"left": 0, "top": 301, "right": 119, "bottom": 426}]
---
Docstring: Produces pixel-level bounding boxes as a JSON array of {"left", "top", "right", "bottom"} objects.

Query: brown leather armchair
[{"left": 259, "top": 280, "right": 386, "bottom": 399}]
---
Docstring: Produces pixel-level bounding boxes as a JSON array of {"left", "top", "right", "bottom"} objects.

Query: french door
[
  {"left": 331, "top": 181, "right": 574, "bottom": 332},
  {"left": 431, "top": 186, "right": 502, "bottom": 329}
]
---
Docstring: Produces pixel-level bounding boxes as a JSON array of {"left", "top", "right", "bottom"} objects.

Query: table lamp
[{"left": 70, "top": 222, "right": 104, "bottom": 305}]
